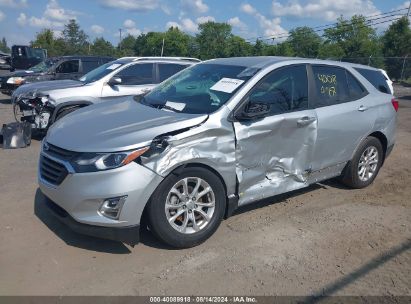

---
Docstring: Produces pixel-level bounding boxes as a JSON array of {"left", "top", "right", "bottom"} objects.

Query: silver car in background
[
  {"left": 38, "top": 57, "right": 398, "bottom": 248},
  {"left": 12, "top": 57, "right": 200, "bottom": 130}
]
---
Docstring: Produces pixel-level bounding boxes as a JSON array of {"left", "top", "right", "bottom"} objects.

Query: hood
[
  {"left": 46, "top": 98, "right": 208, "bottom": 152},
  {"left": 12, "top": 79, "right": 83, "bottom": 98}
]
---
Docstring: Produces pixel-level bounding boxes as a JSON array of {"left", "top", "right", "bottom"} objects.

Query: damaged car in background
[
  {"left": 0, "top": 55, "right": 114, "bottom": 95},
  {"left": 11, "top": 57, "right": 200, "bottom": 131},
  {"left": 38, "top": 57, "right": 397, "bottom": 248}
]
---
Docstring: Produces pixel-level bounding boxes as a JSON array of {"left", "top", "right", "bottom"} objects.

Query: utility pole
[
  {"left": 161, "top": 38, "right": 165, "bottom": 57},
  {"left": 401, "top": 55, "right": 408, "bottom": 80},
  {"left": 119, "top": 28, "right": 122, "bottom": 51},
  {"left": 408, "top": 2, "right": 411, "bottom": 17}
]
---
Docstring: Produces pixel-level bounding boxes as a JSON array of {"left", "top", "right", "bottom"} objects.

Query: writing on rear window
[{"left": 317, "top": 73, "right": 337, "bottom": 97}]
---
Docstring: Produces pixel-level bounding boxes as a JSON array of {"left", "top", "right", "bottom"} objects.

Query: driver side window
[
  {"left": 56, "top": 60, "right": 79, "bottom": 73},
  {"left": 247, "top": 65, "right": 308, "bottom": 116}
]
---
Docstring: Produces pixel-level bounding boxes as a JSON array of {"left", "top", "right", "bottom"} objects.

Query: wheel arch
[
  {"left": 140, "top": 162, "right": 235, "bottom": 229},
  {"left": 368, "top": 131, "right": 388, "bottom": 164},
  {"left": 51, "top": 101, "right": 93, "bottom": 123},
  {"left": 172, "top": 162, "right": 228, "bottom": 194},
  {"left": 349, "top": 131, "right": 388, "bottom": 166}
]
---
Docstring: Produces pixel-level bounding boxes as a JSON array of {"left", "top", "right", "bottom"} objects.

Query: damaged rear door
[{"left": 233, "top": 64, "right": 317, "bottom": 205}]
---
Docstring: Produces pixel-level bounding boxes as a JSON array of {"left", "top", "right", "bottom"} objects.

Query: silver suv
[
  {"left": 38, "top": 57, "right": 398, "bottom": 248},
  {"left": 12, "top": 57, "right": 200, "bottom": 130}
]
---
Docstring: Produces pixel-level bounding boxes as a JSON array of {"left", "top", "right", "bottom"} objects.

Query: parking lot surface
[{"left": 0, "top": 77, "right": 410, "bottom": 295}]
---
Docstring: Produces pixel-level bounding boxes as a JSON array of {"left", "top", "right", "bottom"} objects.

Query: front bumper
[
  {"left": 44, "top": 197, "right": 141, "bottom": 246},
  {"left": 39, "top": 155, "right": 163, "bottom": 230},
  {"left": 0, "top": 83, "right": 17, "bottom": 95}
]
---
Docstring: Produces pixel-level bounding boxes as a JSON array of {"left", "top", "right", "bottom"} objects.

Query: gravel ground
[{"left": 0, "top": 80, "right": 410, "bottom": 296}]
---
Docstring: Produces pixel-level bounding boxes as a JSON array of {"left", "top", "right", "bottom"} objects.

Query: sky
[{"left": 0, "top": 0, "right": 410, "bottom": 46}]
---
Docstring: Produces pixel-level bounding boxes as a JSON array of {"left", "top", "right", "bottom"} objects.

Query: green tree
[
  {"left": 253, "top": 39, "right": 265, "bottom": 56},
  {"left": 117, "top": 34, "right": 136, "bottom": 57},
  {"left": 162, "top": 27, "right": 192, "bottom": 56},
  {"left": 318, "top": 43, "right": 345, "bottom": 60},
  {"left": 274, "top": 41, "right": 295, "bottom": 56},
  {"left": 62, "top": 19, "right": 88, "bottom": 55},
  {"left": 135, "top": 32, "right": 159, "bottom": 56},
  {"left": 0, "top": 37, "right": 10, "bottom": 53},
  {"left": 323, "top": 15, "right": 382, "bottom": 66},
  {"left": 287, "top": 27, "right": 322, "bottom": 57},
  {"left": 382, "top": 16, "right": 411, "bottom": 79},
  {"left": 91, "top": 37, "right": 115, "bottom": 56},
  {"left": 31, "top": 29, "right": 60, "bottom": 56},
  {"left": 196, "top": 22, "right": 232, "bottom": 59},
  {"left": 226, "top": 35, "right": 253, "bottom": 57}
]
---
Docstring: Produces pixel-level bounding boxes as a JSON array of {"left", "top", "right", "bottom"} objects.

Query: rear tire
[
  {"left": 146, "top": 167, "right": 226, "bottom": 248},
  {"left": 341, "top": 136, "right": 383, "bottom": 189}
]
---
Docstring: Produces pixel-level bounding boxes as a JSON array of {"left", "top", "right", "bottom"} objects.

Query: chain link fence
[{"left": 324, "top": 57, "right": 411, "bottom": 83}]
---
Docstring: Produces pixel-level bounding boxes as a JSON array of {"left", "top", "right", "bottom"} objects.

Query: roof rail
[{"left": 133, "top": 57, "right": 201, "bottom": 62}]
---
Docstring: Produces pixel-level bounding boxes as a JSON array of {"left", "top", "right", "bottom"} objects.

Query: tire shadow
[
  {"left": 231, "top": 183, "right": 327, "bottom": 217},
  {"left": 34, "top": 188, "right": 132, "bottom": 254}
]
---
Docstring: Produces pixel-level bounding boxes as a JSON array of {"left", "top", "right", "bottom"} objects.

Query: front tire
[
  {"left": 341, "top": 136, "right": 383, "bottom": 189},
  {"left": 146, "top": 167, "right": 226, "bottom": 248}
]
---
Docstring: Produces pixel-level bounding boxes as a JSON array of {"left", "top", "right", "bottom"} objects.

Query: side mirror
[
  {"left": 107, "top": 77, "right": 122, "bottom": 86},
  {"left": 236, "top": 102, "right": 270, "bottom": 120}
]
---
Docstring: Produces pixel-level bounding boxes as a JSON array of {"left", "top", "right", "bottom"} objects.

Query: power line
[
  {"left": 248, "top": 8, "right": 408, "bottom": 41},
  {"left": 245, "top": 7, "right": 409, "bottom": 43},
  {"left": 263, "top": 15, "right": 404, "bottom": 42}
]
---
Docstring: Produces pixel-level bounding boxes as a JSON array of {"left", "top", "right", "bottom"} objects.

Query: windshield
[
  {"left": 141, "top": 63, "right": 259, "bottom": 114},
  {"left": 27, "top": 48, "right": 46, "bottom": 60},
  {"left": 28, "top": 58, "right": 57, "bottom": 73},
  {"left": 79, "top": 61, "right": 124, "bottom": 84}
]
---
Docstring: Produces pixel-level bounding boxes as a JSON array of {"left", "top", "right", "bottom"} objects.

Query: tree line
[{"left": 1, "top": 15, "right": 411, "bottom": 79}]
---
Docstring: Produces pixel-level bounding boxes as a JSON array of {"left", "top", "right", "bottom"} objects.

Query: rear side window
[
  {"left": 346, "top": 71, "right": 367, "bottom": 100},
  {"left": 247, "top": 64, "right": 308, "bottom": 115},
  {"left": 158, "top": 63, "right": 189, "bottom": 82},
  {"left": 354, "top": 68, "right": 390, "bottom": 94},
  {"left": 82, "top": 60, "right": 100, "bottom": 73},
  {"left": 56, "top": 60, "right": 79, "bottom": 73},
  {"left": 312, "top": 65, "right": 350, "bottom": 108},
  {"left": 116, "top": 63, "right": 154, "bottom": 85}
]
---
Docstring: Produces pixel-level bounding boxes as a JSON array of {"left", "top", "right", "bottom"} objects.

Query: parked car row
[
  {"left": 0, "top": 51, "right": 11, "bottom": 70},
  {"left": 1, "top": 55, "right": 114, "bottom": 95},
  {"left": 26, "top": 56, "right": 397, "bottom": 248},
  {"left": 10, "top": 45, "right": 48, "bottom": 71},
  {"left": 11, "top": 56, "right": 200, "bottom": 130}
]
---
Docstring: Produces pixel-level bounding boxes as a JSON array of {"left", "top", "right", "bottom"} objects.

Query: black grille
[
  {"left": 45, "top": 143, "right": 79, "bottom": 160},
  {"left": 40, "top": 155, "right": 68, "bottom": 185}
]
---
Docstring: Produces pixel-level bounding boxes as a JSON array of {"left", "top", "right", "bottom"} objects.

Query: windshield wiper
[
  {"left": 137, "top": 97, "right": 180, "bottom": 112},
  {"left": 140, "top": 99, "right": 181, "bottom": 112},
  {"left": 160, "top": 104, "right": 179, "bottom": 112}
]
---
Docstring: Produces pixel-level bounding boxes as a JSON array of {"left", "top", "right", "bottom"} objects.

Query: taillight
[{"left": 391, "top": 98, "right": 399, "bottom": 112}]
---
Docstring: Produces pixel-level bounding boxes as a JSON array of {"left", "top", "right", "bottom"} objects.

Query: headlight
[
  {"left": 72, "top": 147, "right": 149, "bottom": 172},
  {"left": 7, "top": 77, "right": 25, "bottom": 85}
]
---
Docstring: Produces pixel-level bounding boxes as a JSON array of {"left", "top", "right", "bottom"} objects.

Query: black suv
[{"left": 0, "top": 55, "right": 115, "bottom": 95}]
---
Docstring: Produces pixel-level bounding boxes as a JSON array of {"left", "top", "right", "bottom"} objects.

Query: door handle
[
  {"left": 358, "top": 105, "right": 368, "bottom": 112},
  {"left": 297, "top": 116, "right": 316, "bottom": 127}
]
